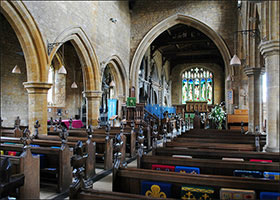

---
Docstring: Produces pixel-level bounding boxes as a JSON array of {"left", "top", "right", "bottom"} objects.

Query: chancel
[{"left": 0, "top": 1, "right": 279, "bottom": 199}]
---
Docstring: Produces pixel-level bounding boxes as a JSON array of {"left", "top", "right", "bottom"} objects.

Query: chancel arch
[{"left": 130, "top": 14, "right": 231, "bottom": 110}]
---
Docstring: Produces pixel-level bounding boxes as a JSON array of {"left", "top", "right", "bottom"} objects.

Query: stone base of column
[{"left": 264, "top": 145, "right": 280, "bottom": 153}]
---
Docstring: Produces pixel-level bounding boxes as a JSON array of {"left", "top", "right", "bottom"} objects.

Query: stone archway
[
  {"left": 101, "top": 55, "right": 129, "bottom": 119},
  {"left": 1, "top": 1, "right": 51, "bottom": 134},
  {"left": 48, "top": 26, "right": 102, "bottom": 126},
  {"left": 130, "top": 14, "right": 232, "bottom": 105}
]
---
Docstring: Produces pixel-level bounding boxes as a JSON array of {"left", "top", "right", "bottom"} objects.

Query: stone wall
[
  {"left": 0, "top": 14, "right": 29, "bottom": 127},
  {"left": 130, "top": 0, "right": 237, "bottom": 61},
  {"left": 47, "top": 43, "right": 84, "bottom": 121},
  {"left": 23, "top": 1, "right": 131, "bottom": 76},
  {"left": 171, "top": 63, "right": 225, "bottom": 105}
]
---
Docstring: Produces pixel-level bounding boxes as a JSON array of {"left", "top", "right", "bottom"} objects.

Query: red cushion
[
  {"left": 152, "top": 164, "right": 175, "bottom": 171},
  {"left": 8, "top": 151, "right": 17, "bottom": 156},
  {"left": 249, "top": 159, "right": 272, "bottom": 163}
]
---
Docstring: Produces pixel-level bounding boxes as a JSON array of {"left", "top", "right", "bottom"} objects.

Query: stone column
[
  {"left": 83, "top": 90, "right": 102, "bottom": 127},
  {"left": 23, "top": 82, "right": 52, "bottom": 134},
  {"left": 260, "top": 40, "right": 279, "bottom": 152},
  {"left": 244, "top": 67, "right": 265, "bottom": 133}
]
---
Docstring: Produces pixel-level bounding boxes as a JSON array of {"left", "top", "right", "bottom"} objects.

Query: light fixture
[
  {"left": 230, "top": 29, "right": 259, "bottom": 67},
  {"left": 58, "top": 44, "right": 67, "bottom": 74},
  {"left": 58, "top": 65, "right": 67, "bottom": 74},
  {"left": 71, "top": 81, "right": 78, "bottom": 88},
  {"left": 71, "top": 66, "right": 78, "bottom": 89},
  {"left": 109, "top": 80, "right": 115, "bottom": 87},
  {"left": 109, "top": 18, "right": 117, "bottom": 23},
  {"left": 12, "top": 65, "right": 21, "bottom": 74},
  {"left": 230, "top": 54, "right": 241, "bottom": 66}
]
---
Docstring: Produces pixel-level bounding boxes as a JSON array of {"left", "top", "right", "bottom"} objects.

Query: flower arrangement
[{"left": 208, "top": 103, "right": 227, "bottom": 129}]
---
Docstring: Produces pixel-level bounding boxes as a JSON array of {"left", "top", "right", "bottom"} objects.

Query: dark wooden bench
[
  {"left": 0, "top": 135, "right": 73, "bottom": 193},
  {"left": 155, "top": 147, "right": 280, "bottom": 162},
  {"left": 139, "top": 155, "right": 280, "bottom": 176},
  {"left": 0, "top": 145, "right": 39, "bottom": 198},
  {"left": 113, "top": 167, "right": 279, "bottom": 199}
]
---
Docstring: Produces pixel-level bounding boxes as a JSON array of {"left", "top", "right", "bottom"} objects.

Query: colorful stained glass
[{"left": 182, "top": 68, "right": 213, "bottom": 104}]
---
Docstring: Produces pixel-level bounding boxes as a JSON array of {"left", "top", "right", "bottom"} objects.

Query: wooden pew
[
  {"left": 155, "top": 147, "right": 280, "bottom": 162},
  {"left": 139, "top": 155, "right": 280, "bottom": 176},
  {"left": 0, "top": 158, "right": 24, "bottom": 199},
  {"left": 0, "top": 142, "right": 40, "bottom": 198},
  {"left": 113, "top": 167, "right": 279, "bottom": 199},
  {"left": 0, "top": 131, "right": 73, "bottom": 193}
]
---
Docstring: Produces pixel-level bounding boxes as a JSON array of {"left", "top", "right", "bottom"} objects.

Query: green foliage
[{"left": 209, "top": 104, "right": 226, "bottom": 129}]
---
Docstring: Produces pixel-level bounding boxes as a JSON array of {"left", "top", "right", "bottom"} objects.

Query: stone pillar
[
  {"left": 260, "top": 40, "right": 279, "bottom": 152},
  {"left": 23, "top": 82, "right": 52, "bottom": 134},
  {"left": 244, "top": 67, "right": 265, "bottom": 133},
  {"left": 83, "top": 90, "right": 102, "bottom": 127}
]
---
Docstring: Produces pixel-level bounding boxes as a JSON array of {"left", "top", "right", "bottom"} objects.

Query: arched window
[{"left": 182, "top": 67, "right": 213, "bottom": 104}]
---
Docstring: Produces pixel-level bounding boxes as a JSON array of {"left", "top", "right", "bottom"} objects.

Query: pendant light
[
  {"left": 58, "top": 44, "right": 67, "bottom": 74},
  {"left": 230, "top": 33, "right": 241, "bottom": 67},
  {"left": 71, "top": 67, "right": 78, "bottom": 89},
  {"left": 12, "top": 65, "right": 21, "bottom": 74}
]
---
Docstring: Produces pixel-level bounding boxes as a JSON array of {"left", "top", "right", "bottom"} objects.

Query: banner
[{"left": 107, "top": 99, "right": 117, "bottom": 120}]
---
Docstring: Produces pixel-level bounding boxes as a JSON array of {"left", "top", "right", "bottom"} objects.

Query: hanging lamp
[
  {"left": 12, "top": 65, "right": 21, "bottom": 74},
  {"left": 71, "top": 66, "right": 78, "bottom": 89},
  {"left": 230, "top": 32, "right": 241, "bottom": 67},
  {"left": 58, "top": 45, "right": 67, "bottom": 74}
]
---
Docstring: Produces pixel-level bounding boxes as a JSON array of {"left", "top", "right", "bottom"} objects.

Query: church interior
[{"left": 0, "top": 0, "right": 279, "bottom": 199}]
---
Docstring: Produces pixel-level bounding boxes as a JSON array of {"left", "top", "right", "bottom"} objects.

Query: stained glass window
[{"left": 182, "top": 67, "right": 213, "bottom": 104}]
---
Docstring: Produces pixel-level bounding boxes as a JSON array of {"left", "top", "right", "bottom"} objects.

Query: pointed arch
[
  {"left": 48, "top": 26, "right": 101, "bottom": 91},
  {"left": 101, "top": 55, "right": 129, "bottom": 99},
  {"left": 1, "top": 1, "right": 48, "bottom": 82},
  {"left": 130, "top": 14, "right": 232, "bottom": 102}
]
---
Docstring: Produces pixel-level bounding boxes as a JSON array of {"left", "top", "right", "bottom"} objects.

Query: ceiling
[{"left": 151, "top": 24, "right": 224, "bottom": 70}]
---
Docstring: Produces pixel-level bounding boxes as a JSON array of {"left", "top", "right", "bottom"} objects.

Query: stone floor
[{"left": 40, "top": 159, "right": 138, "bottom": 199}]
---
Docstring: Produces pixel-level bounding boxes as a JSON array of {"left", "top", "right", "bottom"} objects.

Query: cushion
[
  {"left": 263, "top": 172, "right": 280, "bottom": 180},
  {"left": 8, "top": 151, "right": 20, "bottom": 156},
  {"left": 181, "top": 185, "right": 214, "bottom": 200},
  {"left": 260, "top": 192, "right": 280, "bottom": 200},
  {"left": 141, "top": 181, "right": 171, "bottom": 198},
  {"left": 233, "top": 170, "right": 262, "bottom": 178},
  {"left": 249, "top": 159, "right": 272, "bottom": 163},
  {"left": 175, "top": 166, "right": 200, "bottom": 174},
  {"left": 220, "top": 188, "right": 255, "bottom": 199},
  {"left": 152, "top": 164, "right": 175, "bottom": 172},
  {"left": 222, "top": 157, "right": 244, "bottom": 162}
]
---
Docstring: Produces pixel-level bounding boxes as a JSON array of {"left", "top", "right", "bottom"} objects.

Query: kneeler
[
  {"left": 249, "top": 159, "right": 272, "bottom": 163},
  {"left": 152, "top": 164, "right": 175, "bottom": 172},
  {"left": 141, "top": 181, "right": 171, "bottom": 198},
  {"left": 263, "top": 172, "right": 280, "bottom": 180},
  {"left": 181, "top": 185, "right": 214, "bottom": 200},
  {"left": 175, "top": 166, "right": 200, "bottom": 174},
  {"left": 31, "top": 144, "right": 46, "bottom": 168},
  {"left": 233, "top": 170, "right": 262, "bottom": 178},
  {"left": 220, "top": 188, "right": 255, "bottom": 199},
  {"left": 260, "top": 192, "right": 280, "bottom": 200}
]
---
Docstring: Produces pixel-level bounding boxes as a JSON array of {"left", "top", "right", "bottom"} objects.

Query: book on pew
[
  {"left": 152, "top": 165, "right": 175, "bottom": 171},
  {"left": 172, "top": 155, "right": 192, "bottom": 159},
  {"left": 222, "top": 157, "right": 244, "bottom": 162},
  {"left": 175, "top": 166, "right": 200, "bottom": 174},
  {"left": 260, "top": 192, "right": 280, "bottom": 200},
  {"left": 220, "top": 188, "right": 255, "bottom": 200},
  {"left": 263, "top": 172, "right": 280, "bottom": 180},
  {"left": 233, "top": 170, "right": 262, "bottom": 178}
]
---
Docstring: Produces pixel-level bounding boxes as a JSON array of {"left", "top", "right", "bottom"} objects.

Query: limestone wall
[
  {"left": 130, "top": 0, "right": 237, "bottom": 60},
  {"left": 0, "top": 14, "right": 29, "bottom": 127},
  {"left": 23, "top": 1, "right": 131, "bottom": 76}
]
